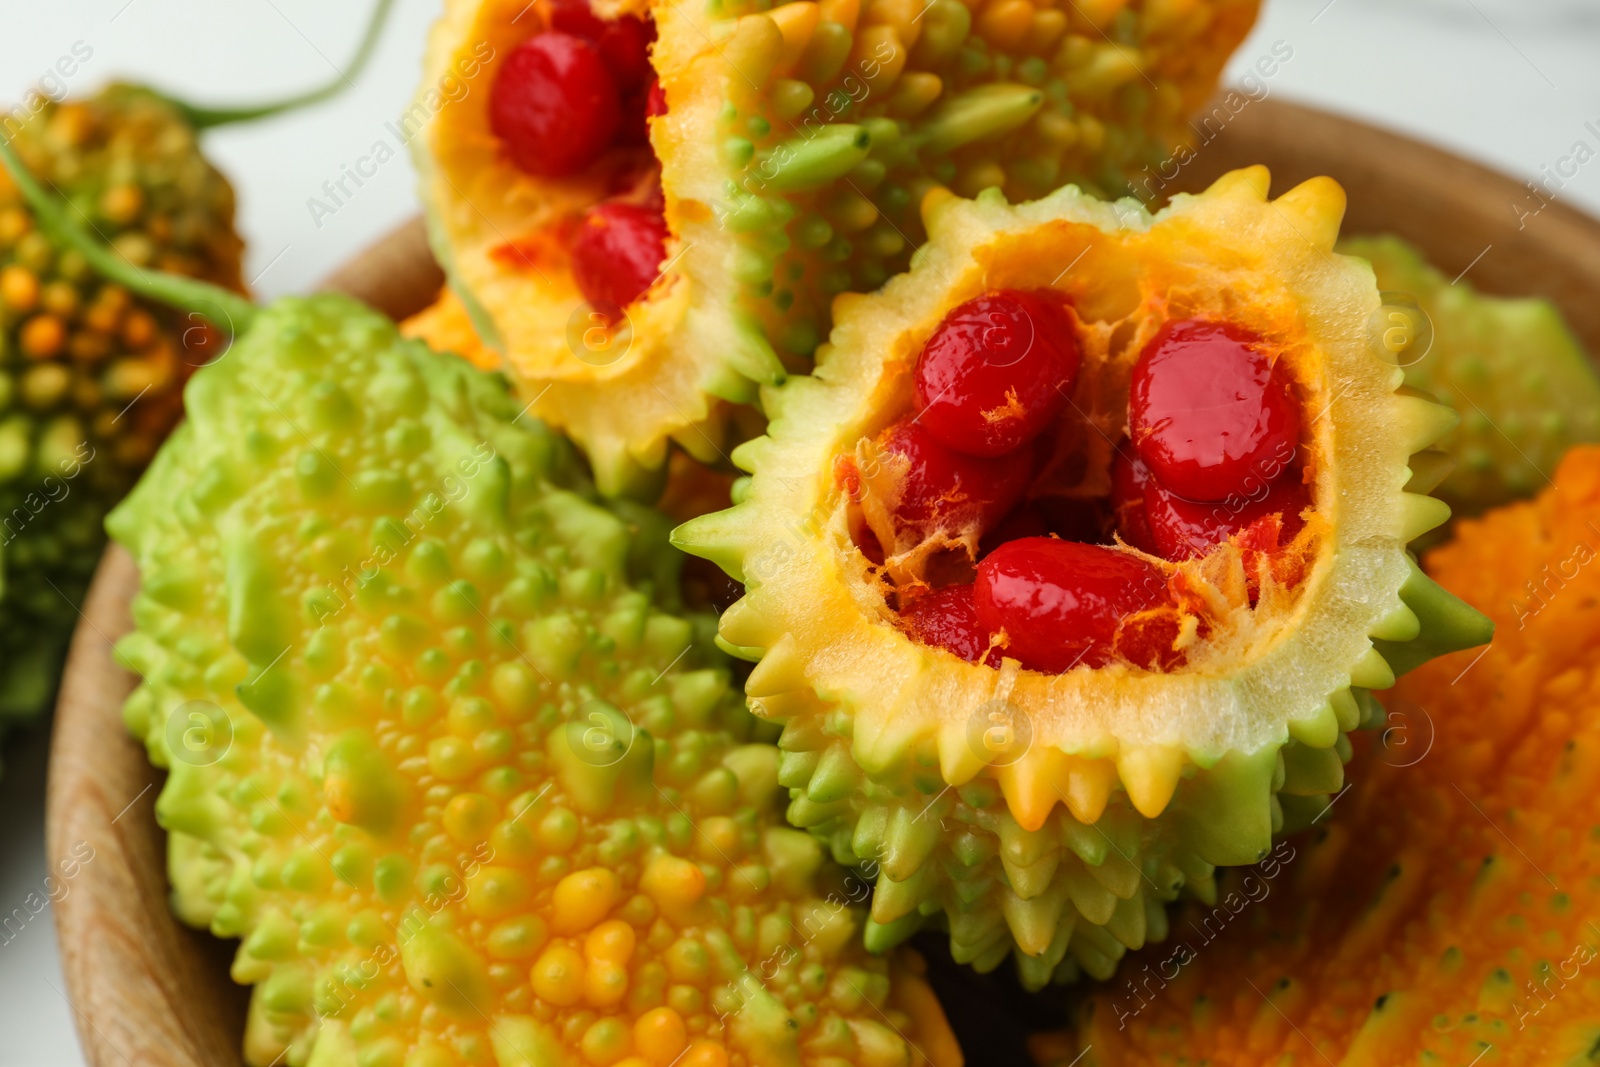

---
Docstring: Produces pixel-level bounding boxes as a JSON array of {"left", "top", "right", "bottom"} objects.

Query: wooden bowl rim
[{"left": 45, "top": 97, "right": 1600, "bottom": 1067}]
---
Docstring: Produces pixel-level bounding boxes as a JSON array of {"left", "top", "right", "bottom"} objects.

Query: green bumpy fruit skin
[
  {"left": 669, "top": 0, "right": 1262, "bottom": 373},
  {"left": 0, "top": 83, "right": 242, "bottom": 748},
  {"left": 1341, "top": 234, "right": 1600, "bottom": 516},
  {"left": 109, "top": 296, "right": 934, "bottom": 1067}
]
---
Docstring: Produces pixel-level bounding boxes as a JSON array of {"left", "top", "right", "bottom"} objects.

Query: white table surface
[{"left": 2, "top": 0, "right": 1598, "bottom": 1063}]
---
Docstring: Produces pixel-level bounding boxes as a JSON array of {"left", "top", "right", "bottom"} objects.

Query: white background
[{"left": 1, "top": 0, "right": 1598, "bottom": 1062}]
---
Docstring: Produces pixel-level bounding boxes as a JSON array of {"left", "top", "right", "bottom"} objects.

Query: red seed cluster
[
  {"left": 489, "top": 1, "right": 667, "bottom": 311},
  {"left": 862, "top": 297, "right": 1312, "bottom": 674}
]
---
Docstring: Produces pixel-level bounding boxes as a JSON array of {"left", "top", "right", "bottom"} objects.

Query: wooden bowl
[{"left": 47, "top": 99, "right": 1600, "bottom": 1067}]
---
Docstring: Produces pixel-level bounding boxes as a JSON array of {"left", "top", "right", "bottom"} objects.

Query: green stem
[
  {"left": 167, "top": 0, "right": 397, "bottom": 130},
  {"left": 0, "top": 134, "right": 259, "bottom": 331}
]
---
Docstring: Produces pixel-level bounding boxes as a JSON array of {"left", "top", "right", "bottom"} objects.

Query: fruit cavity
[
  {"left": 848, "top": 292, "right": 1318, "bottom": 675},
  {"left": 485, "top": 2, "right": 668, "bottom": 313}
]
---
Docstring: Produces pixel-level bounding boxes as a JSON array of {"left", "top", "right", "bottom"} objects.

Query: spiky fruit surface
[
  {"left": 414, "top": 0, "right": 1258, "bottom": 494},
  {"left": 110, "top": 294, "right": 960, "bottom": 1067},
  {"left": 673, "top": 168, "right": 1491, "bottom": 987},
  {"left": 0, "top": 84, "right": 241, "bottom": 744},
  {"left": 1341, "top": 234, "right": 1600, "bottom": 518},
  {"left": 1035, "top": 444, "right": 1600, "bottom": 1065}
]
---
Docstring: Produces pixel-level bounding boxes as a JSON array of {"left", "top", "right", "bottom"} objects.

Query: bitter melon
[
  {"left": 0, "top": 0, "right": 395, "bottom": 762},
  {"left": 0, "top": 85, "right": 242, "bottom": 751},
  {"left": 673, "top": 168, "right": 1491, "bottom": 986},
  {"left": 0, "top": 133, "right": 963, "bottom": 1066},
  {"left": 1341, "top": 233, "right": 1600, "bottom": 516},
  {"left": 111, "top": 293, "right": 960, "bottom": 1067},
  {"left": 413, "top": 0, "right": 1260, "bottom": 494}
]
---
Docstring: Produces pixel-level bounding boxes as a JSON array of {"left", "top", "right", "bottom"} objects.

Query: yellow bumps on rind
[
  {"left": 110, "top": 295, "right": 959, "bottom": 1067},
  {"left": 1057, "top": 445, "right": 1600, "bottom": 1065},
  {"left": 1200, "top": 162, "right": 1269, "bottom": 201},
  {"left": 674, "top": 170, "right": 1490, "bottom": 985},
  {"left": 1114, "top": 746, "right": 1183, "bottom": 820},
  {"left": 769, "top": 3, "right": 822, "bottom": 74},
  {"left": 1393, "top": 390, "right": 1461, "bottom": 455}
]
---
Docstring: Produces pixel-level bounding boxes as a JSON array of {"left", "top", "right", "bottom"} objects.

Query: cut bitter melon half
[
  {"left": 109, "top": 294, "right": 962, "bottom": 1067},
  {"left": 1340, "top": 233, "right": 1600, "bottom": 517},
  {"left": 0, "top": 130, "right": 964, "bottom": 1067},
  {"left": 672, "top": 168, "right": 1492, "bottom": 986},
  {"left": 413, "top": 0, "right": 1260, "bottom": 494}
]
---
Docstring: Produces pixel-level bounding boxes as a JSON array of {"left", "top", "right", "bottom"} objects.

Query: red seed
[
  {"left": 1144, "top": 472, "right": 1310, "bottom": 561},
  {"left": 913, "top": 290, "right": 1081, "bottom": 458},
  {"left": 544, "top": 0, "right": 654, "bottom": 147},
  {"left": 901, "top": 584, "right": 993, "bottom": 664},
  {"left": 570, "top": 201, "right": 669, "bottom": 310},
  {"left": 975, "top": 538, "right": 1173, "bottom": 672},
  {"left": 1129, "top": 319, "right": 1301, "bottom": 503},
  {"left": 1111, "top": 445, "right": 1156, "bottom": 553},
  {"left": 875, "top": 420, "right": 1030, "bottom": 535},
  {"left": 490, "top": 32, "right": 621, "bottom": 177}
]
